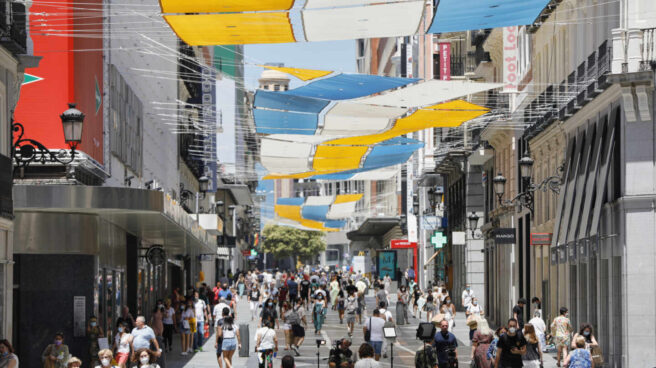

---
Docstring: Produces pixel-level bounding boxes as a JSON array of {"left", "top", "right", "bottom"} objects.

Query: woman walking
[
  {"left": 470, "top": 319, "right": 494, "bottom": 368},
  {"left": 249, "top": 283, "right": 262, "bottom": 321},
  {"left": 571, "top": 324, "right": 599, "bottom": 351},
  {"left": 162, "top": 300, "right": 176, "bottom": 352},
  {"left": 42, "top": 332, "right": 69, "bottom": 368},
  {"left": 0, "top": 340, "right": 18, "bottom": 368},
  {"left": 218, "top": 315, "right": 241, "bottom": 368},
  {"left": 281, "top": 302, "right": 293, "bottom": 351},
  {"left": 94, "top": 349, "right": 116, "bottom": 368},
  {"left": 551, "top": 307, "right": 573, "bottom": 367},
  {"left": 522, "top": 324, "right": 543, "bottom": 368},
  {"left": 113, "top": 322, "right": 131, "bottom": 368},
  {"left": 440, "top": 297, "right": 456, "bottom": 331},
  {"left": 133, "top": 349, "right": 160, "bottom": 368},
  {"left": 336, "top": 286, "right": 346, "bottom": 324},
  {"left": 237, "top": 274, "right": 246, "bottom": 298},
  {"left": 329, "top": 276, "right": 340, "bottom": 310},
  {"left": 312, "top": 294, "right": 327, "bottom": 334},
  {"left": 180, "top": 300, "right": 195, "bottom": 355},
  {"left": 424, "top": 293, "right": 435, "bottom": 322},
  {"left": 396, "top": 285, "right": 409, "bottom": 325}
]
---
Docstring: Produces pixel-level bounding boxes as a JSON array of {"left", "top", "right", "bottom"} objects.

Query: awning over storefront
[
  {"left": 216, "top": 247, "right": 230, "bottom": 260},
  {"left": 216, "top": 184, "right": 254, "bottom": 206},
  {"left": 13, "top": 185, "right": 216, "bottom": 255},
  {"left": 347, "top": 217, "right": 400, "bottom": 242}
]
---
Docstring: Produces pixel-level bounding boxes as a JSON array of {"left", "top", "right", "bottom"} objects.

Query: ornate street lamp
[
  {"left": 13, "top": 103, "right": 85, "bottom": 174},
  {"left": 494, "top": 152, "right": 563, "bottom": 216},
  {"left": 467, "top": 211, "right": 483, "bottom": 239}
]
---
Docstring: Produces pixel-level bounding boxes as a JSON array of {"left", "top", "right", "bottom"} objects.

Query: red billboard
[
  {"left": 15, "top": 0, "right": 104, "bottom": 164},
  {"left": 390, "top": 239, "right": 418, "bottom": 281}
]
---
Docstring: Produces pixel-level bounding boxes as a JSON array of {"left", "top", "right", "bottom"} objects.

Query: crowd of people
[{"left": 0, "top": 266, "right": 603, "bottom": 368}]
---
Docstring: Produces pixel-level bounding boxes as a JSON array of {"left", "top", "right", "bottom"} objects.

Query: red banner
[
  {"left": 439, "top": 42, "right": 451, "bottom": 81},
  {"left": 390, "top": 239, "right": 418, "bottom": 281}
]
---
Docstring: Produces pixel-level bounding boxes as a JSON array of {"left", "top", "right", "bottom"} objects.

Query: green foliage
[{"left": 262, "top": 224, "right": 326, "bottom": 260}]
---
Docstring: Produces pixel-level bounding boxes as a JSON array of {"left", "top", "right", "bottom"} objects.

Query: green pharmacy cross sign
[{"left": 431, "top": 231, "right": 447, "bottom": 249}]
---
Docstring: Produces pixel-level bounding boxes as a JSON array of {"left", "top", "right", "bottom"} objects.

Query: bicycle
[{"left": 258, "top": 349, "right": 275, "bottom": 368}]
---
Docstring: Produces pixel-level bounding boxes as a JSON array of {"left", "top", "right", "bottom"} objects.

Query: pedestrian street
[{"left": 169, "top": 292, "right": 565, "bottom": 368}]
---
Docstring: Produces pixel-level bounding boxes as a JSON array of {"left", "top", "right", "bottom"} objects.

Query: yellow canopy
[
  {"left": 334, "top": 193, "right": 364, "bottom": 204},
  {"left": 260, "top": 65, "right": 333, "bottom": 81},
  {"left": 329, "top": 100, "right": 489, "bottom": 145},
  {"left": 164, "top": 12, "right": 295, "bottom": 46},
  {"left": 160, "top": 0, "right": 294, "bottom": 13}
]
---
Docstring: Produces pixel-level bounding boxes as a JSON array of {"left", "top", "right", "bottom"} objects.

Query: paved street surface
[{"left": 164, "top": 292, "right": 562, "bottom": 368}]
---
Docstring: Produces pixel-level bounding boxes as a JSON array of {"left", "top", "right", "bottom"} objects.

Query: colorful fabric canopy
[
  {"left": 428, "top": 0, "right": 550, "bottom": 34},
  {"left": 161, "top": 0, "right": 550, "bottom": 45},
  {"left": 255, "top": 69, "right": 495, "bottom": 179},
  {"left": 261, "top": 136, "right": 424, "bottom": 179},
  {"left": 274, "top": 194, "right": 363, "bottom": 231}
]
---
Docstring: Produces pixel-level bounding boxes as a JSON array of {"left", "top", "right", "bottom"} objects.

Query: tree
[{"left": 262, "top": 224, "right": 326, "bottom": 263}]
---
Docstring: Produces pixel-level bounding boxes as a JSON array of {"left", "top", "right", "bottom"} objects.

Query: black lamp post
[
  {"left": 494, "top": 152, "right": 563, "bottom": 216},
  {"left": 467, "top": 211, "right": 483, "bottom": 239},
  {"left": 12, "top": 103, "right": 85, "bottom": 174}
]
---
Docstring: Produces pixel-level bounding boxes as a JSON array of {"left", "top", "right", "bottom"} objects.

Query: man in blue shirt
[
  {"left": 287, "top": 276, "right": 299, "bottom": 303},
  {"left": 130, "top": 316, "right": 161, "bottom": 360},
  {"left": 433, "top": 319, "right": 457, "bottom": 368},
  {"left": 218, "top": 283, "right": 232, "bottom": 300}
]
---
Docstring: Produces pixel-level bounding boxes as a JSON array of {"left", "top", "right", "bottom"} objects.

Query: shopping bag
[
  {"left": 204, "top": 323, "right": 210, "bottom": 339},
  {"left": 590, "top": 345, "right": 604, "bottom": 366}
]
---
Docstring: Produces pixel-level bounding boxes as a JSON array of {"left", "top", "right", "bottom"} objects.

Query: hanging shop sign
[
  {"left": 439, "top": 42, "right": 451, "bottom": 80},
  {"left": 494, "top": 228, "right": 516, "bottom": 244},
  {"left": 146, "top": 246, "right": 166, "bottom": 266},
  {"left": 530, "top": 233, "right": 552, "bottom": 245},
  {"left": 550, "top": 247, "right": 558, "bottom": 265},
  {"left": 558, "top": 245, "right": 567, "bottom": 264},
  {"left": 502, "top": 26, "right": 519, "bottom": 92}
]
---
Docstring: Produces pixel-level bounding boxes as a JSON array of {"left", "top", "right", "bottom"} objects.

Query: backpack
[
  {"left": 346, "top": 297, "right": 357, "bottom": 313},
  {"left": 287, "top": 308, "right": 301, "bottom": 325}
]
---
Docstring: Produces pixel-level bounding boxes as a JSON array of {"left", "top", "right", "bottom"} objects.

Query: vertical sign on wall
[
  {"left": 73, "top": 296, "right": 86, "bottom": 337},
  {"left": 439, "top": 42, "right": 451, "bottom": 80},
  {"left": 377, "top": 250, "right": 398, "bottom": 280},
  {"left": 406, "top": 37, "right": 414, "bottom": 78},
  {"left": 503, "top": 26, "right": 519, "bottom": 92}
]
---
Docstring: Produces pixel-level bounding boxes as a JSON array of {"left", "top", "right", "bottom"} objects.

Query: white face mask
[
  {"left": 140, "top": 356, "right": 150, "bottom": 365},
  {"left": 101, "top": 358, "right": 111, "bottom": 367}
]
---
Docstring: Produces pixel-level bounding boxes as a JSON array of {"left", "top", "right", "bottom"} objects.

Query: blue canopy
[
  {"left": 254, "top": 90, "right": 330, "bottom": 135},
  {"left": 301, "top": 205, "right": 330, "bottom": 222},
  {"left": 428, "top": 0, "right": 550, "bottom": 33},
  {"left": 324, "top": 220, "right": 346, "bottom": 229},
  {"left": 283, "top": 74, "right": 418, "bottom": 100},
  {"left": 277, "top": 197, "right": 305, "bottom": 206}
]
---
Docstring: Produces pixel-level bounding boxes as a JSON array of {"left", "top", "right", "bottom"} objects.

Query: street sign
[
  {"left": 494, "top": 228, "right": 516, "bottom": 244},
  {"left": 530, "top": 233, "right": 552, "bottom": 245},
  {"left": 250, "top": 249, "right": 258, "bottom": 256},
  {"left": 431, "top": 231, "right": 447, "bottom": 249},
  {"left": 420, "top": 216, "right": 440, "bottom": 230},
  {"left": 241, "top": 250, "right": 250, "bottom": 257}
]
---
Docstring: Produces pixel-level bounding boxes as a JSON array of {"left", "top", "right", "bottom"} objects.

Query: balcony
[{"left": 0, "top": 2, "right": 27, "bottom": 54}]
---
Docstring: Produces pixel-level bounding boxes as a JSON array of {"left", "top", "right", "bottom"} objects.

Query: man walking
[
  {"left": 512, "top": 298, "right": 527, "bottom": 329},
  {"left": 461, "top": 284, "right": 475, "bottom": 311},
  {"left": 433, "top": 319, "right": 457, "bottom": 368},
  {"left": 194, "top": 291, "right": 210, "bottom": 352},
  {"left": 494, "top": 318, "right": 527, "bottom": 368},
  {"left": 130, "top": 316, "right": 161, "bottom": 361},
  {"left": 363, "top": 309, "right": 385, "bottom": 361}
]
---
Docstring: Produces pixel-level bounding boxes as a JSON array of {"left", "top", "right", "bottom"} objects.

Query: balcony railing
[
  {"left": 0, "top": 2, "right": 27, "bottom": 54},
  {"left": 526, "top": 41, "right": 612, "bottom": 140}
]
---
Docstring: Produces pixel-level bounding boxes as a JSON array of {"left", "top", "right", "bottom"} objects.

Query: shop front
[{"left": 12, "top": 185, "right": 215, "bottom": 367}]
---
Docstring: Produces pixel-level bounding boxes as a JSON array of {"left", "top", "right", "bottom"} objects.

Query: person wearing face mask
[
  {"left": 494, "top": 318, "right": 527, "bottom": 368},
  {"left": 180, "top": 302, "right": 195, "bottom": 355},
  {"left": 396, "top": 285, "right": 409, "bottom": 325},
  {"left": 461, "top": 284, "right": 475, "bottom": 310},
  {"left": 94, "top": 349, "right": 118, "bottom": 368},
  {"left": 440, "top": 297, "right": 456, "bottom": 332},
  {"left": 260, "top": 298, "right": 279, "bottom": 329},
  {"left": 41, "top": 332, "right": 69, "bottom": 368},
  {"left": 87, "top": 316, "right": 105, "bottom": 367},
  {"left": 312, "top": 294, "right": 327, "bottom": 334},
  {"left": 113, "top": 322, "right": 131, "bottom": 368},
  {"left": 162, "top": 300, "right": 175, "bottom": 353},
  {"left": 550, "top": 307, "right": 573, "bottom": 367},
  {"left": 0, "top": 339, "right": 18, "bottom": 368},
  {"left": 433, "top": 319, "right": 458, "bottom": 368},
  {"left": 132, "top": 349, "right": 160, "bottom": 368},
  {"left": 466, "top": 298, "right": 484, "bottom": 341},
  {"left": 571, "top": 324, "right": 598, "bottom": 351}
]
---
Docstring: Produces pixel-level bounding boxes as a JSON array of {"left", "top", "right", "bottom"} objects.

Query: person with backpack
[
  {"left": 287, "top": 301, "right": 306, "bottom": 356},
  {"left": 345, "top": 290, "right": 358, "bottom": 337},
  {"left": 415, "top": 338, "right": 438, "bottom": 368},
  {"left": 281, "top": 302, "right": 294, "bottom": 351},
  {"left": 260, "top": 299, "right": 279, "bottom": 329}
]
